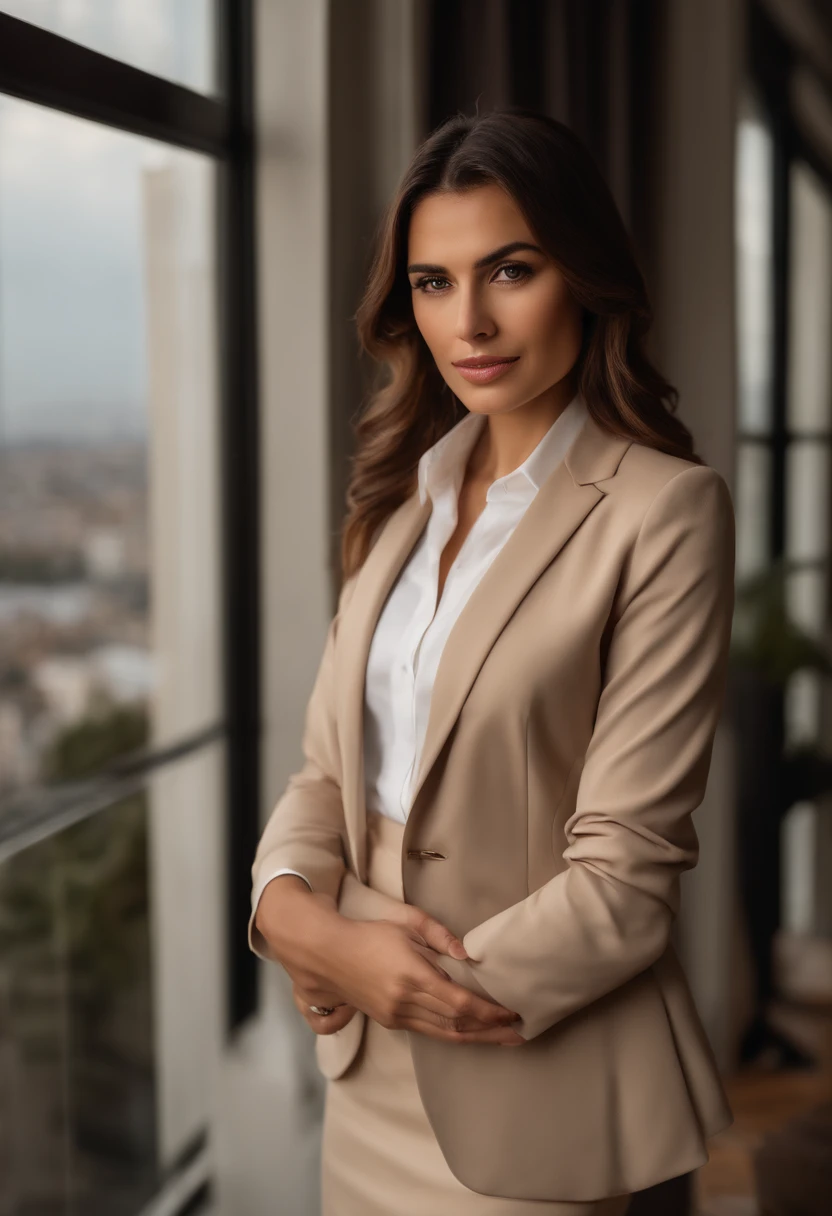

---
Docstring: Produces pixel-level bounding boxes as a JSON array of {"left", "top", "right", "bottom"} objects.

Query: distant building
[
  {"left": 0, "top": 701, "right": 35, "bottom": 790},
  {"left": 84, "top": 527, "right": 127, "bottom": 581},
  {"left": 90, "top": 643, "right": 154, "bottom": 703},
  {"left": 30, "top": 655, "right": 92, "bottom": 724}
]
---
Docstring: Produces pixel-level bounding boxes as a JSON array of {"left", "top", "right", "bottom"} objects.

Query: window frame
[
  {"left": 0, "top": 3, "right": 262, "bottom": 1036},
  {"left": 746, "top": 0, "right": 832, "bottom": 584}
]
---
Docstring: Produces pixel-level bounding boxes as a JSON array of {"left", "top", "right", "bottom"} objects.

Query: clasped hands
[{"left": 255, "top": 875, "right": 525, "bottom": 1046}]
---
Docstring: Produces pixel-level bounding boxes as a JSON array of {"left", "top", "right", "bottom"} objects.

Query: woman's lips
[{"left": 453, "top": 357, "right": 520, "bottom": 384}]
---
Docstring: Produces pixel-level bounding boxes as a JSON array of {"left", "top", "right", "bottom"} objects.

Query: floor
[
  {"left": 695, "top": 932, "right": 832, "bottom": 1216},
  {"left": 696, "top": 1067, "right": 832, "bottom": 1214}
]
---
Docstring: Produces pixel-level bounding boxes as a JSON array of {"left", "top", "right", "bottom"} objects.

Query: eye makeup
[{"left": 411, "top": 261, "right": 534, "bottom": 295}]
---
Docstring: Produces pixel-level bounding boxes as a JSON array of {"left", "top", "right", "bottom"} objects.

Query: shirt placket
[{"left": 398, "top": 494, "right": 457, "bottom": 816}]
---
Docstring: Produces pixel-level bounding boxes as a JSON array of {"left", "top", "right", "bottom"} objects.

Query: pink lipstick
[{"left": 452, "top": 357, "right": 520, "bottom": 384}]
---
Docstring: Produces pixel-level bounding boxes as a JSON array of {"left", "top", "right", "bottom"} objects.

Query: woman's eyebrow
[{"left": 406, "top": 240, "right": 544, "bottom": 275}]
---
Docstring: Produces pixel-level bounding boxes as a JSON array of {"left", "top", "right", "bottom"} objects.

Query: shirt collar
[{"left": 417, "top": 390, "right": 588, "bottom": 507}]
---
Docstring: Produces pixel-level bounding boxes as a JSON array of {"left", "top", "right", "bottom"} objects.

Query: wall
[{"left": 650, "top": 0, "right": 747, "bottom": 1070}]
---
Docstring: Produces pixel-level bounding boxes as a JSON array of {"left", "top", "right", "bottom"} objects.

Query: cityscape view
[
  {"left": 0, "top": 439, "right": 151, "bottom": 801},
  {"left": 0, "top": 11, "right": 220, "bottom": 1204}
]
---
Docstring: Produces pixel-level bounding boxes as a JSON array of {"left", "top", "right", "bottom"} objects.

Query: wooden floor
[
  {"left": 695, "top": 933, "right": 832, "bottom": 1215},
  {"left": 696, "top": 1066, "right": 832, "bottom": 1214}
]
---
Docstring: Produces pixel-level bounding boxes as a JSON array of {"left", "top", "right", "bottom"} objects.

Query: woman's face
[{"left": 406, "top": 183, "right": 584, "bottom": 418}]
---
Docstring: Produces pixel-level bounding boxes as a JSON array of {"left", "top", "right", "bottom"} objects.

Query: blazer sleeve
[
  {"left": 457, "top": 463, "right": 736, "bottom": 1040},
  {"left": 247, "top": 572, "right": 359, "bottom": 963}
]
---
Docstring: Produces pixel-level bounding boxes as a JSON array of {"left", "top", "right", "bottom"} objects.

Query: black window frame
[
  {"left": 747, "top": 0, "right": 832, "bottom": 588},
  {"left": 0, "top": 3, "right": 262, "bottom": 1036}
]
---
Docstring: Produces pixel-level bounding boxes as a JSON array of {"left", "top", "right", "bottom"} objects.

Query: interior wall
[
  {"left": 650, "top": 0, "right": 746, "bottom": 1070},
  {"left": 214, "top": 2, "right": 331, "bottom": 1213}
]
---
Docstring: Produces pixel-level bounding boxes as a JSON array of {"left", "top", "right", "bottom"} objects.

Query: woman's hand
[
  {"left": 333, "top": 917, "right": 525, "bottom": 1044},
  {"left": 291, "top": 979, "right": 358, "bottom": 1035},
  {"left": 256, "top": 876, "right": 524, "bottom": 1046}
]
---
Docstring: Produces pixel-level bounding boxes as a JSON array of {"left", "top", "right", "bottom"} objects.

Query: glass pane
[
  {"left": 781, "top": 802, "right": 817, "bottom": 935},
  {"left": 787, "top": 160, "right": 832, "bottom": 433},
  {"left": 786, "top": 567, "right": 827, "bottom": 640},
  {"left": 785, "top": 669, "right": 823, "bottom": 745},
  {"left": 785, "top": 440, "right": 831, "bottom": 561},
  {"left": 0, "top": 96, "right": 222, "bottom": 803},
  {"left": 0, "top": 793, "right": 156, "bottom": 1212},
  {"left": 0, "top": 0, "right": 217, "bottom": 95},
  {"left": 0, "top": 738, "right": 224, "bottom": 1209},
  {"left": 736, "top": 88, "right": 775, "bottom": 434},
  {"left": 735, "top": 441, "right": 771, "bottom": 577}
]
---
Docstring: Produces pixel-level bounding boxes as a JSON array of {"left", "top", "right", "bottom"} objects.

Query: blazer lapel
[
  {"left": 336, "top": 494, "right": 432, "bottom": 878},
  {"left": 335, "top": 413, "right": 632, "bottom": 879}
]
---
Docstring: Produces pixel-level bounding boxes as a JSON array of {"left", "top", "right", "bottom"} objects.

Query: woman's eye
[
  {"left": 412, "top": 263, "right": 532, "bottom": 294},
  {"left": 497, "top": 263, "right": 531, "bottom": 282}
]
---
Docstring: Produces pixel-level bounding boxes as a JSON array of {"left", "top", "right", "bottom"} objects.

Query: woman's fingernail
[{"left": 449, "top": 941, "right": 468, "bottom": 959}]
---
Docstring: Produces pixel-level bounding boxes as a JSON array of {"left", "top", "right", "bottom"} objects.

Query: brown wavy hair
[{"left": 341, "top": 106, "right": 700, "bottom": 580}]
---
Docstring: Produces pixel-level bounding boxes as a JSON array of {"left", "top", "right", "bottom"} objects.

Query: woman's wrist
[{"left": 256, "top": 873, "right": 349, "bottom": 970}]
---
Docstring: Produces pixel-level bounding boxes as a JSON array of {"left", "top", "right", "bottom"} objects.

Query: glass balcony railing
[
  {"left": 0, "top": 730, "right": 224, "bottom": 1216},
  {"left": 0, "top": 789, "right": 156, "bottom": 1214}
]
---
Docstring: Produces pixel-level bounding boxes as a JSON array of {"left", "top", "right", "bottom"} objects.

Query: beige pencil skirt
[{"left": 320, "top": 809, "right": 632, "bottom": 1216}]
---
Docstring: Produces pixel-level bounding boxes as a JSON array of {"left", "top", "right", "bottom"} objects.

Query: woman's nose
[{"left": 454, "top": 285, "right": 496, "bottom": 343}]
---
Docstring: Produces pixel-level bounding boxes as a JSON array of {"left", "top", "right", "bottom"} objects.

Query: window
[
  {"left": 735, "top": 85, "right": 776, "bottom": 581},
  {"left": 0, "top": 0, "right": 219, "bottom": 94},
  {"left": 780, "top": 159, "right": 832, "bottom": 933},
  {"left": 0, "top": 6, "right": 258, "bottom": 1212},
  {"left": 0, "top": 100, "right": 222, "bottom": 779},
  {"left": 739, "top": 3, "right": 832, "bottom": 942}
]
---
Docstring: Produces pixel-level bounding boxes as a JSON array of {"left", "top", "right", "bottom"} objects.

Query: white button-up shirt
[{"left": 254, "top": 390, "right": 588, "bottom": 901}]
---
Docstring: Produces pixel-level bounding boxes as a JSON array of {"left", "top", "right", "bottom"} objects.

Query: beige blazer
[{"left": 249, "top": 412, "right": 736, "bottom": 1202}]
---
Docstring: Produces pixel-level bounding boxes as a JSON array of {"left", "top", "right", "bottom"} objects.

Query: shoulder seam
[{"left": 632, "top": 463, "right": 727, "bottom": 552}]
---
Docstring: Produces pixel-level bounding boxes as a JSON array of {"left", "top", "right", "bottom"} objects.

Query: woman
[{"left": 248, "top": 108, "right": 735, "bottom": 1214}]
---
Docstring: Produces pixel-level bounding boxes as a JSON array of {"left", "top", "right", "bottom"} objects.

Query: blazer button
[{"left": 406, "top": 848, "right": 447, "bottom": 860}]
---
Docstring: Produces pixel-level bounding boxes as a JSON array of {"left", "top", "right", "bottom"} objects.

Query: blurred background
[{"left": 0, "top": 1, "right": 829, "bottom": 1214}]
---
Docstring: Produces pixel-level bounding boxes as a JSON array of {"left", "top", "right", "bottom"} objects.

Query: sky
[{"left": 0, "top": 0, "right": 213, "bottom": 442}]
